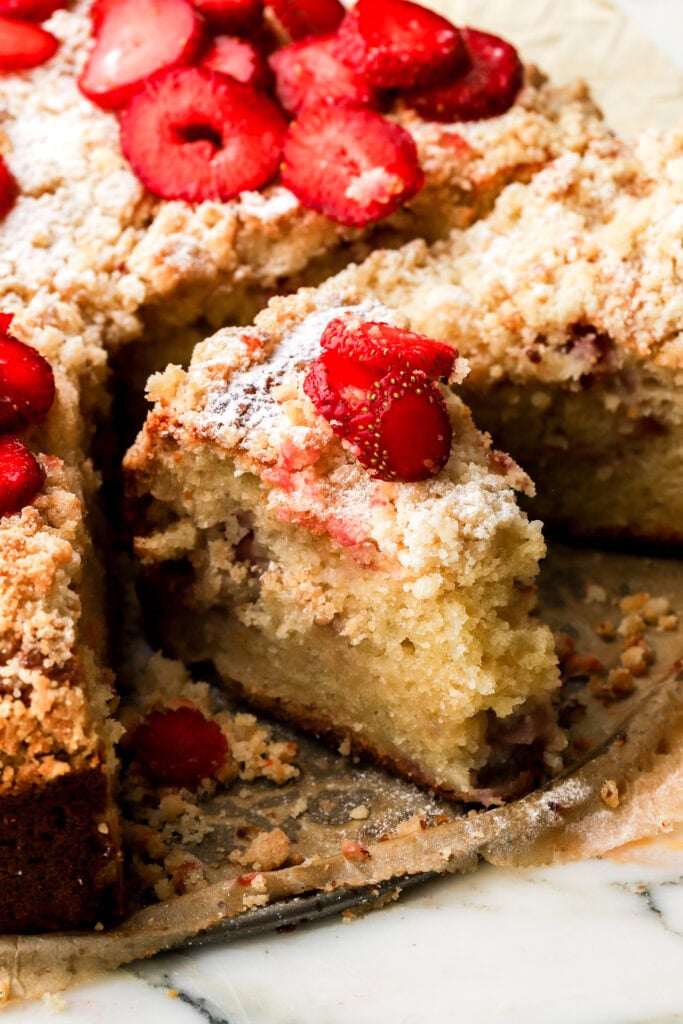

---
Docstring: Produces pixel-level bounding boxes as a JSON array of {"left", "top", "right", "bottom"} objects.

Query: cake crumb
[
  {"left": 619, "top": 592, "right": 649, "bottom": 614},
  {"left": 167, "top": 990, "right": 179, "bottom": 999},
  {"left": 338, "top": 738, "right": 352, "bottom": 757},
  {"left": 230, "top": 828, "right": 290, "bottom": 871},
  {"left": 349, "top": 804, "right": 369, "bottom": 820},
  {"left": 590, "top": 667, "right": 636, "bottom": 703},
  {"left": 585, "top": 583, "right": 608, "bottom": 604},
  {"left": 593, "top": 619, "right": 616, "bottom": 641},
  {"left": 341, "top": 840, "right": 370, "bottom": 861},
  {"left": 600, "top": 779, "right": 620, "bottom": 808}
]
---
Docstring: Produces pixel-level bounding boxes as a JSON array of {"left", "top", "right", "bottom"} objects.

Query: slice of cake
[
  {"left": 0, "top": 314, "right": 122, "bottom": 932},
  {"left": 265, "top": 132, "right": 683, "bottom": 542},
  {"left": 125, "top": 299, "right": 562, "bottom": 803}
]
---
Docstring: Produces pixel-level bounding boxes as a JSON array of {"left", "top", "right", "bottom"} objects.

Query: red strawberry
[
  {"left": 0, "top": 327, "right": 56, "bottom": 431},
  {"left": 305, "top": 319, "right": 455, "bottom": 481},
  {"left": 0, "top": 157, "right": 17, "bottom": 220},
  {"left": 347, "top": 370, "right": 452, "bottom": 481},
  {"left": 404, "top": 28, "right": 523, "bottom": 122},
  {"left": 281, "top": 107, "right": 423, "bottom": 226},
  {"left": 270, "top": 0, "right": 344, "bottom": 40},
  {"left": 0, "top": 15, "right": 58, "bottom": 70},
  {"left": 335, "top": 0, "right": 465, "bottom": 90},
  {"left": 131, "top": 706, "right": 229, "bottom": 788},
  {"left": 191, "top": 0, "right": 262, "bottom": 34},
  {"left": 120, "top": 67, "right": 287, "bottom": 202},
  {"left": 321, "top": 318, "right": 456, "bottom": 380},
  {"left": 0, "top": 436, "right": 45, "bottom": 517},
  {"left": 200, "top": 35, "right": 271, "bottom": 90},
  {"left": 270, "top": 34, "right": 381, "bottom": 116},
  {"left": 303, "top": 356, "right": 379, "bottom": 435},
  {"left": 79, "top": 0, "right": 204, "bottom": 111},
  {"left": 0, "top": 0, "right": 66, "bottom": 19}
]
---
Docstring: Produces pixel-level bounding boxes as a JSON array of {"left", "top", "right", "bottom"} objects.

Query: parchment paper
[{"left": 3, "top": 0, "right": 683, "bottom": 1006}]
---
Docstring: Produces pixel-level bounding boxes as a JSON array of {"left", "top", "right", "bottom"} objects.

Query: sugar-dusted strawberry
[
  {"left": 79, "top": 0, "right": 204, "bottom": 110},
  {"left": 270, "top": 34, "right": 381, "bottom": 116},
  {"left": 0, "top": 327, "right": 56, "bottom": 431},
  {"left": 0, "top": 0, "right": 66, "bottom": 19},
  {"left": 335, "top": 0, "right": 465, "bottom": 90},
  {"left": 121, "top": 67, "right": 287, "bottom": 202},
  {"left": 0, "top": 436, "right": 45, "bottom": 517},
  {"left": 270, "top": 0, "right": 344, "bottom": 40},
  {"left": 281, "top": 107, "right": 423, "bottom": 226},
  {"left": 347, "top": 370, "right": 452, "bottom": 481},
  {"left": 404, "top": 28, "right": 523, "bottom": 122},
  {"left": 191, "top": 0, "right": 262, "bottom": 34},
  {"left": 131, "top": 706, "right": 229, "bottom": 788},
  {"left": 321, "top": 318, "right": 457, "bottom": 380},
  {"left": 0, "top": 157, "right": 17, "bottom": 221},
  {"left": 0, "top": 15, "right": 58, "bottom": 70},
  {"left": 200, "top": 35, "right": 271, "bottom": 90},
  {"left": 305, "top": 318, "right": 455, "bottom": 481}
]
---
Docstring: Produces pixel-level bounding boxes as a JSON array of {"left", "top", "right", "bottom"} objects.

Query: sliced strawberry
[
  {"left": 347, "top": 370, "right": 452, "bottom": 481},
  {"left": 270, "top": 34, "right": 381, "bottom": 116},
  {"left": 131, "top": 706, "right": 229, "bottom": 788},
  {"left": 281, "top": 106, "right": 423, "bottom": 226},
  {"left": 79, "top": 0, "right": 204, "bottom": 111},
  {"left": 0, "top": 436, "right": 45, "bottom": 518},
  {"left": 120, "top": 67, "right": 287, "bottom": 202},
  {"left": 0, "top": 313, "right": 13, "bottom": 333},
  {"left": 0, "top": 15, "right": 58, "bottom": 70},
  {"left": 270, "top": 0, "right": 344, "bottom": 40},
  {"left": 0, "top": 328, "right": 56, "bottom": 431},
  {"left": 0, "top": 157, "right": 17, "bottom": 220},
  {"left": 191, "top": 0, "right": 262, "bottom": 34},
  {"left": 321, "top": 318, "right": 457, "bottom": 380},
  {"left": 200, "top": 35, "right": 271, "bottom": 90},
  {"left": 404, "top": 28, "right": 524, "bottom": 122},
  {"left": 89, "top": 0, "right": 116, "bottom": 31},
  {"left": 335, "top": 0, "right": 465, "bottom": 90},
  {"left": 0, "top": 0, "right": 66, "bottom": 19}
]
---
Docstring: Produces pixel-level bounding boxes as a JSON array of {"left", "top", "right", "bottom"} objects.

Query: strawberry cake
[
  {"left": 125, "top": 302, "right": 563, "bottom": 802},
  {"left": 0, "top": 0, "right": 610, "bottom": 935}
]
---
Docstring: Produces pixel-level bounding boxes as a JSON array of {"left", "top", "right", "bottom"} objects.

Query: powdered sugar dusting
[{"left": 199, "top": 303, "right": 396, "bottom": 445}]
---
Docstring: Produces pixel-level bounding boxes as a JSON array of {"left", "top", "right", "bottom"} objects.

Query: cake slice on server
[
  {"left": 0, "top": 314, "right": 122, "bottom": 933},
  {"left": 125, "top": 298, "right": 562, "bottom": 804}
]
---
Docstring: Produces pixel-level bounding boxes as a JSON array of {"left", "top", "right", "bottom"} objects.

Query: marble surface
[{"left": 7, "top": 1, "right": 683, "bottom": 1020}]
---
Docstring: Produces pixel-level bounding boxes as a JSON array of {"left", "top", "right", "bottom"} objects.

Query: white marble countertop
[{"left": 8, "top": 2, "right": 683, "bottom": 1021}]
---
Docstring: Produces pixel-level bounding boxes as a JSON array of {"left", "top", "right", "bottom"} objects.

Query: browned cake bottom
[{"left": 0, "top": 769, "right": 122, "bottom": 934}]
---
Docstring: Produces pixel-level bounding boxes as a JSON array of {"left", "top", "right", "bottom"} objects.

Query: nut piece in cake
[{"left": 125, "top": 297, "right": 562, "bottom": 804}]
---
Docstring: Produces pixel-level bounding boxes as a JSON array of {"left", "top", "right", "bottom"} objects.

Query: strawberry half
[
  {"left": 0, "top": 15, "right": 58, "bottom": 70},
  {"left": 321, "top": 318, "right": 457, "bottom": 380},
  {"left": 200, "top": 35, "right": 271, "bottom": 90},
  {"left": 0, "top": 436, "right": 45, "bottom": 518},
  {"left": 0, "top": 327, "right": 55, "bottom": 431},
  {"left": 281, "top": 106, "right": 424, "bottom": 226},
  {"left": 0, "top": 157, "right": 17, "bottom": 221},
  {"left": 131, "top": 706, "right": 229, "bottom": 788},
  {"left": 348, "top": 370, "right": 452, "bottom": 481},
  {"left": 335, "top": 0, "right": 465, "bottom": 90},
  {"left": 305, "top": 318, "right": 455, "bottom": 482},
  {"left": 120, "top": 67, "right": 287, "bottom": 202},
  {"left": 270, "top": 34, "right": 381, "bottom": 116},
  {"left": 404, "top": 28, "right": 524, "bottom": 122},
  {"left": 191, "top": 0, "right": 262, "bottom": 34},
  {"left": 79, "top": 0, "right": 204, "bottom": 110},
  {"left": 270, "top": 0, "right": 345, "bottom": 40},
  {"left": 0, "top": 0, "right": 66, "bottom": 19}
]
